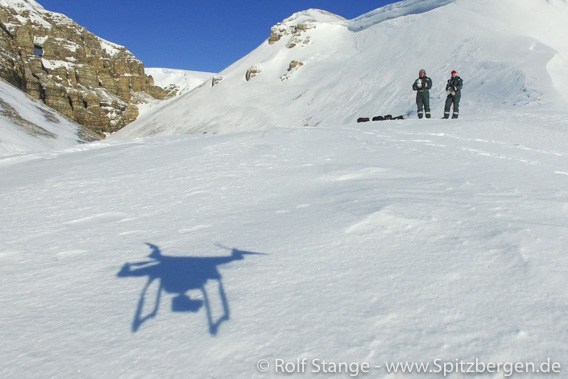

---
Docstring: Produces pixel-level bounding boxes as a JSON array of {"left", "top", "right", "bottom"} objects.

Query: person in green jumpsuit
[
  {"left": 444, "top": 70, "right": 464, "bottom": 119},
  {"left": 412, "top": 69, "right": 432, "bottom": 119}
]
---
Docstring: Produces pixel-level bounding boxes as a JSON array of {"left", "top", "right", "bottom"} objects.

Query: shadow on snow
[{"left": 117, "top": 243, "right": 266, "bottom": 335}]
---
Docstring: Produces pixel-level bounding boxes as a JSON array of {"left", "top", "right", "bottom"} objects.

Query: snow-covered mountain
[
  {"left": 136, "top": 68, "right": 214, "bottom": 118},
  {"left": 112, "top": 0, "right": 568, "bottom": 139},
  {"left": 145, "top": 68, "right": 214, "bottom": 97},
  {"left": 0, "top": 78, "right": 99, "bottom": 155}
]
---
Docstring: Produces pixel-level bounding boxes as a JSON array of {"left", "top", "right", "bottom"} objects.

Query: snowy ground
[{"left": 1, "top": 108, "right": 567, "bottom": 377}]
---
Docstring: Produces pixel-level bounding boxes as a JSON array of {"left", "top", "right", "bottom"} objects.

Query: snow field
[{"left": 1, "top": 110, "right": 567, "bottom": 377}]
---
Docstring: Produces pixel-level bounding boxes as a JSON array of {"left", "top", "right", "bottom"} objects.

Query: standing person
[
  {"left": 444, "top": 70, "right": 463, "bottom": 119},
  {"left": 412, "top": 69, "right": 432, "bottom": 119}
]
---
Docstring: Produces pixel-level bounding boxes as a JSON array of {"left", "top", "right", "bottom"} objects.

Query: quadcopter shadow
[{"left": 117, "top": 243, "right": 265, "bottom": 335}]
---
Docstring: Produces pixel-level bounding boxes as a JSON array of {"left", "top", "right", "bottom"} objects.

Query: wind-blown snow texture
[
  {"left": 1, "top": 0, "right": 568, "bottom": 377},
  {"left": 2, "top": 113, "right": 568, "bottom": 377}
]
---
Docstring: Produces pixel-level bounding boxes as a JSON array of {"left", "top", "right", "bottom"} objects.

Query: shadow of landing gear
[{"left": 117, "top": 243, "right": 266, "bottom": 335}]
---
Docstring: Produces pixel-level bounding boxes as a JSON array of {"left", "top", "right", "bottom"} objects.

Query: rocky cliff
[{"left": 0, "top": 0, "right": 169, "bottom": 136}]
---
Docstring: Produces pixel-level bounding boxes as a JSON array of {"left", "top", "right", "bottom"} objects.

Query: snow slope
[
  {"left": 135, "top": 68, "right": 215, "bottom": 119},
  {"left": 0, "top": 79, "right": 99, "bottom": 156},
  {"left": 145, "top": 67, "right": 214, "bottom": 97},
  {"left": 1, "top": 113, "right": 567, "bottom": 377},
  {"left": 112, "top": 0, "right": 568, "bottom": 139}
]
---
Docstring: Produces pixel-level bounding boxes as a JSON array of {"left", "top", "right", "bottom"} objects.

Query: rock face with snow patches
[
  {"left": 0, "top": 0, "right": 169, "bottom": 136},
  {"left": 0, "top": 76, "right": 101, "bottom": 155}
]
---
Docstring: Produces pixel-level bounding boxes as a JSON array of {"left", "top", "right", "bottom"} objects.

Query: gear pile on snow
[{"left": 357, "top": 115, "right": 405, "bottom": 123}]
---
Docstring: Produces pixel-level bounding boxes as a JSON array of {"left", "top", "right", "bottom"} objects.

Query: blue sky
[{"left": 37, "top": 0, "right": 398, "bottom": 73}]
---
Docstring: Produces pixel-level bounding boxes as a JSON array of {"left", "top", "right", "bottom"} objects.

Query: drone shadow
[{"left": 117, "top": 243, "right": 265, "bottom": 335}]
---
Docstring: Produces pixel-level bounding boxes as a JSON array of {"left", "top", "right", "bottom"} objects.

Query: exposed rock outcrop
[
  {"left": 268, "top": 9, "right": 344, "bottom": 48},
  {"left": 280, "top": 60, "right": 304, "bottom": 81},
  {"left": 212, "top": 75, "right": 223, "bottom": 87},
  {"left": 245, "top": 65, "right": 261, "bottom": 81},
  {"left": 269, "top": 22, "right": 314, "bottom": 47},
  {"left": 288, "top": 60, "right": 303, "bottom": 70},
  {"left": 0, "top": 0, "right": 170, "bottom": 136}
]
